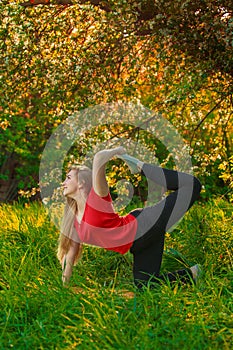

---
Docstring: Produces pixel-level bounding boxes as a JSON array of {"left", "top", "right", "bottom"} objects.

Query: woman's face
[{"left": 62, "top": 169, "right": 79, "bottom": 198}]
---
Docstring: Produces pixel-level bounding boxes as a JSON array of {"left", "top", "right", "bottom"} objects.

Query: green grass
[{"left": 0, "top": 198, "right": 232, "bottom": 349}]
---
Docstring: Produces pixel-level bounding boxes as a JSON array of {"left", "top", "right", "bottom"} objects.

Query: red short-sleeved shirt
[{"left": 74, "top": 188, "right": 137, "bottom": 254}]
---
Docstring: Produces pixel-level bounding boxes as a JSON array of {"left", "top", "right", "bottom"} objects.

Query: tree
[
  {"left": 0, "top": 1, "right": 232, "bottom": 201},
  {"left": 19, "top": 0, "right": 233, "bottom": 77}
]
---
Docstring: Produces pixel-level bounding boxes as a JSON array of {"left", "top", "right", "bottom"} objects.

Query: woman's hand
[
  {"left": 95, "top": 147, "right": 126, "bottom": 161},
  {"left": 61, "top": 241, "right": 80, "bottom": 285},
  {"left": 62, "top": 255, "right": 73, "bottom": 285}
]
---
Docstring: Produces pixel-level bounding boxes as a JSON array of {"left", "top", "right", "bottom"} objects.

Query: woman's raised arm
[{"left": 92, "top": 147, "right": 126, "bottom": 197}]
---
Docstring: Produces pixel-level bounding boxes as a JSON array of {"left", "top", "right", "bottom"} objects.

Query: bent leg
[
  {"left": 129, "top": 164, "right": 201, "bottom": 289},
  {"left": 130, "top": 228, "right": 193, "bottom": 289},
  {"left": 130, "top": 223, "right": 165, "bottom": 288},
  {"left": 133, "top": 164, "right": 201, "bottom": 237},
  {"left": 130, "top": 231, "right": 193, "bottom": 288},
  {"left": 157, "top": 269, "right": 193, "bottom": 285}
]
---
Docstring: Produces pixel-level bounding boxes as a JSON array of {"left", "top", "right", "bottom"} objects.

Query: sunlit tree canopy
[{"left": 0, "top": 0, "right": 232, "bottom": 201}]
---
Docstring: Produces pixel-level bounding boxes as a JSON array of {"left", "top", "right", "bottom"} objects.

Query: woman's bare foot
[
  {"left": 118, "top": 154, "right": 144, "bottom": 174},
  {"left": 190, "top": 264, "right": 202, "bottom": 283}
]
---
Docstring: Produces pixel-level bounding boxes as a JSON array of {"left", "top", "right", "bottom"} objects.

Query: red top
[{"left": 74, "top": 188, "right": 137, "bottom": 254}]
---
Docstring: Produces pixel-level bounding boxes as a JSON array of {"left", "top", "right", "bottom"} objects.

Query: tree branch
[
  {"left": 190, "top": 98, "right": 224, "bottom": 153},
  {"left": 20, "top": 0, "right": 112, "bottom": 12},
  {"left": 20, "top": 0, "right": 71, "bottom": 6}
]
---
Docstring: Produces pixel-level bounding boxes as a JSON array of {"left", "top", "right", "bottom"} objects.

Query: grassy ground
[{"left": 0, "top": 198, "right": 232, "bottom": 349}]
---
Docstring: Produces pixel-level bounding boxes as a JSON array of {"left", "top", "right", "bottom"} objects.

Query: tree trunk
[{"left": 0, "top": 155, "right": 19, "bottom": 202}]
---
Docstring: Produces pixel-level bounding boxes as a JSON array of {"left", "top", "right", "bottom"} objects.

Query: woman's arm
[
  {"left": 92, "top": 147, "right": 126, "bottom": 197},
  {"left": 62, "top": 240, "right": 81, "bottom": 285}
]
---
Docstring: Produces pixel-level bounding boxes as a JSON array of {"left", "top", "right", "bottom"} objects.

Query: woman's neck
[
  {"left": 76, "top": 198, "right": 86, "bottom": 212},
  {"left": 74, "top": 191, "right": 87, "bottom": 221}
]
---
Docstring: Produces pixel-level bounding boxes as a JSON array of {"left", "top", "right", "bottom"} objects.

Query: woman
[{"left": 58, "top": 147, "right": 202, "bottom": 289}]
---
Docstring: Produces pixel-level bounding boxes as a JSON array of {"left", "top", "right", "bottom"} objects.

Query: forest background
[
  {"left": 0, "top": 2, "right": 233, "bottom": 349},
  {"left": 0, "top": 0, "right": 232, "bottom": 203}
]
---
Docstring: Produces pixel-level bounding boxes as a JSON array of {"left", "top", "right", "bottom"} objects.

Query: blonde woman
[{"left": 58, "top": 147, "right": 201, "bottom": 289}]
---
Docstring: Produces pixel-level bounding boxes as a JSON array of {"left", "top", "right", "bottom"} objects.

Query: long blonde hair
[{"left": 57, "top": 165, "right": 92, "bottom": 265}]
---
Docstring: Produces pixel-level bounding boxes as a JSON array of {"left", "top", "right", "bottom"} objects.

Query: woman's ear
[{"left": 78, "top": 180, "right": 85, "bottom": 189}]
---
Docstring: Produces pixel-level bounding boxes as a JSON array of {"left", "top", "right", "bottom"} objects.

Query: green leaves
[{"left": 0, "top": 1, "right": 232, "bottom": 200}]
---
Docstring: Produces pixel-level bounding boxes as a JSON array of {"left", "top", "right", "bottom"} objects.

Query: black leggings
[{"left": 130, "top": 163, "right": 201, "bottom": 288}]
